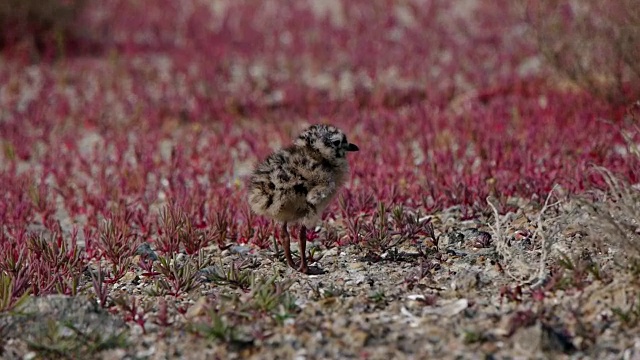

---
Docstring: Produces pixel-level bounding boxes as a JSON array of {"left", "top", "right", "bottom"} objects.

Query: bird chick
[{"left": 248, "top": 124, "right": 359, "bottom": 273}]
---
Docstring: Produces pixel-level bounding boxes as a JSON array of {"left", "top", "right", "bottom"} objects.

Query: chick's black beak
[{"left": 346, "top": 143, "right": 359, "bottom": 152}]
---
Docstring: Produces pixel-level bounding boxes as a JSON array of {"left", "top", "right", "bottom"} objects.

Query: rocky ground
[{"left": 3, "top": 193, "right": 639, "bottom": 360}]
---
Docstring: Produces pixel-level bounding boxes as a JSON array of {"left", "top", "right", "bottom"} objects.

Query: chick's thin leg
[
  {"left": 298, "top": 225, "right": 308, "bottom": 273},
  {"left": 281, "top": 222, "right": 296, "bottom": 268}
]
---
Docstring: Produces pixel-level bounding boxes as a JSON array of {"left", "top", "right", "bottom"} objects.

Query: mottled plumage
[{"left": 248, "top": 124, "right": 359, "bottom": 273}]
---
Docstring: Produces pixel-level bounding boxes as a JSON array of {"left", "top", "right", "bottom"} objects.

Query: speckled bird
[{"left": 248, "top": 124, "right": 359, "bottom": 273}]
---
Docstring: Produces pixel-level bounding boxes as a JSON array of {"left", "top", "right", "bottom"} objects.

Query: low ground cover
[{"left": 1, "top": 1, "right": 639, "bottom": 358}]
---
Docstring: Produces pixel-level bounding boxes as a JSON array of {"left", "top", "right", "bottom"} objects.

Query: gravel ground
[{"left": 3, "top": 196, "right": 640, "bottom": 360}]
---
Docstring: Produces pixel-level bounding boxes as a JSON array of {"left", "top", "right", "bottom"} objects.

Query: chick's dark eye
[{"left": 332, "top": 140, "right": 341, "bottom": 147}]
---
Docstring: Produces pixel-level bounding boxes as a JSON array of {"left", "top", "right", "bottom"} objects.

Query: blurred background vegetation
[
  {"left": 524, "top": 0, "right": 640, "bottom": 104},
  {"left": 0, "top": 0, "right": 86, "bottom": 57},
  {"left": 1, "top": 0, "right": 638, "bottom": 103}
]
